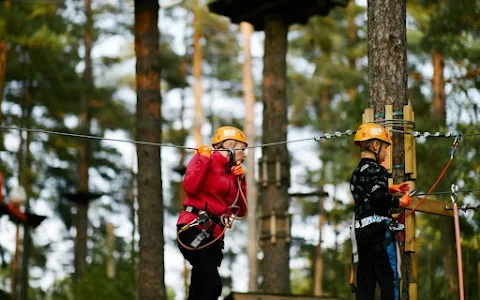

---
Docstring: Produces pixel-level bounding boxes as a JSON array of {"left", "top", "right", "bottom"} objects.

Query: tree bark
[
  {"left": 367, "top": 1, "right": 408, "bottom": 299},
  {"left": 192, "top": 0, "right": 204, "bottom": 146},
  {"left": 241, "top": 21, "right": 259, "bottom": 293},
  {"left": 261, "top": 16, "right": 290, "bottom": 294},
  {"left": 432, "top": 49, "right": 457, "bottom": 299},
  {"left": 20, "top": 100, "right": 33, "bottom": 300},
  {"left": 0, "top": 0, "right": 11, "bottom": 152},
  {"left": 432, "top": 51, "right": 446, "bottom": 121},
  {"left": 134, "top": 0, "right": 166, "bottom": 298},
  {"left": 74, "top": 0, "right": 93, "bottom": 282},
  {"left": 346, "top": 0, "right": 358, "bottom": 102},
  {"left": 368, "top": 0, "right": 407, "bottom": 182}
]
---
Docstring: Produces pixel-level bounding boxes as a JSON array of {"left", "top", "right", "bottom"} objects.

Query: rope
[
  {"left": 404, "top": 158, "right": 453, "bottom": 218},
  {"left": 403, "top": 133, "right": 462, "bottom": 217}
]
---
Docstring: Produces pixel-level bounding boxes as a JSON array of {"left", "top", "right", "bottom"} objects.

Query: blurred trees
[{"left": 0, "top": 0, "right": 478, "bottom": 299}]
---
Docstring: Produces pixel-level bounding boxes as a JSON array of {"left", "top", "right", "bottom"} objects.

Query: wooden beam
[
  {"left": 405, "top": 196, "right": 453, "bottom": 217},
  {"left": 385, "top": 105, "right": 393, "bottom": 173},
  {"left": 405, "top": 182, "right": 416, "bottom": 252},
  {"left": 362, "top": 108, "right": 374, "bottom": 123}
]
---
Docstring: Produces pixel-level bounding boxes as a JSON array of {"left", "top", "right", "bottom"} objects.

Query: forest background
[{"left": 0, "top": 0, "right": 479, "bottom": 299}]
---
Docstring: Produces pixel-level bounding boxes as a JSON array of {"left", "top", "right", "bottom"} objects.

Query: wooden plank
[
  {"left": 384, "top": 105, "right": 393, "bottom": 173},
  {"left": 409, "top": 283, "right": 418, "bottom": 300},
  {"left": 404, "top": 105, "right": 414, "bottom": 175},
  {"left": 412, "top": 111, "right": 417, "bottom": 179},
  {"left": 405, "top": 182, "right": 416, "bottom": 252},
  {"left": 405, "top": 196, "right": 454, "bottom": 217},
  {"left": 363, "top": 108, "right": 374, "bottom": 123},
  {"left": 405, "top": 213, "right": 416, "bottom": 252}
]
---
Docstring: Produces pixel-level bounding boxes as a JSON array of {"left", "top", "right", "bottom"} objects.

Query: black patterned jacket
[{"left": 350, "top": 158, "right": 400, "bottom": 219}]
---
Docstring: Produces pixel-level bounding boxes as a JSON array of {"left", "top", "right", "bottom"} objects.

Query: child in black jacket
[{"left": 350, "top": 123, "right": 412, "bottom": 300}]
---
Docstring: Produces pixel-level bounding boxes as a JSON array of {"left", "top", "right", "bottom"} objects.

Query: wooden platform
[
  {"left": 225, "top": 292, "right": 343, "bottom": 300},
  {"left": 208, "top": 0, "right": 348, "bottom": 31}
]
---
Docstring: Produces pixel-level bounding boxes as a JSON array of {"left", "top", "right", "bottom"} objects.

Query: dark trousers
[
  {"left": 177, "top": 225, "right": 224, "bottom": 300},
  {"left": 355, "top": 222, "right": 399, "bottom": 300}
]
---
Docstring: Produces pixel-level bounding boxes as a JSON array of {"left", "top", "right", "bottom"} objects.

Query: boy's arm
[{"left": 369, "top": 167, "right": 400, "bottom": 212}]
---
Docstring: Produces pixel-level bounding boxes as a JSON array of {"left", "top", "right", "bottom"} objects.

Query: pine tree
[{"left": 134, "top": 0, "right": 166, "bottom": 298}]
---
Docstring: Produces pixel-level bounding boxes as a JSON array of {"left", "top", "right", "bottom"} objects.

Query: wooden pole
[
  {"left": 106, "top": 223, "right": 116, "bottom": 279},
  {"left": 477, "top": 262, "right": 480, "bottom": 299},
  {"left": 384, "top": 105, "right": 393, "bottom": 173},
  {"left": 313, "top": 197, "right": 325, "bottom": 296},
  {"left": 11, "top": 222, "right": 20, "bottom": 300}
]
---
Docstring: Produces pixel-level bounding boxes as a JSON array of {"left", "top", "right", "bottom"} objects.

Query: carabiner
[
  {"left": 450, "top": 134, "right": 462, "bottom": 159},
  {"left": 450, "top": 184, "right": 458, "bottom": 204}
]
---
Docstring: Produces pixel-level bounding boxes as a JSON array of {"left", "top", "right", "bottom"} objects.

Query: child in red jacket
[{"left": 176, "top": 126, "right": 248, "bottom": 300}]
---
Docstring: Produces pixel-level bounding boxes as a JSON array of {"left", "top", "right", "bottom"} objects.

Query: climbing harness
[
  {"left": 354, "top": 215, "right": 389, "bottom": 229},
  {"left": 176, "top": 177, "right": 248, "bottom": 251}
]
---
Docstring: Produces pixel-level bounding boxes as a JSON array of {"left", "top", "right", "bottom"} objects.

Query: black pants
[
  {"left": 355, "top": 222, "right": 398, "bottom": 300},
  {"left": 177, "top": 225, "right": 224, "bottom": 300}
]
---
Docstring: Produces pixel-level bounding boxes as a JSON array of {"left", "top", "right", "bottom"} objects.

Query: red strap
[{"left": 6, "top": 203, "right": 27, "bottom": 223}]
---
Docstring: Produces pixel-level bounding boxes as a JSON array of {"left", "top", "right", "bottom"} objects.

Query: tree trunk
[
  {"left": 261, "top": 16, "right": 290, "bottom": 294},
  {"left": 241, "top": 21, "right": 259, "bottom": 293},
  {"left": 432, "top": 49, "right": 457, "bottom": 299},
  {"left": 134, "top": 1, "right": 166, "bottom": 298},
  {"left": 368, "top": 0, "right": 407, "bottom": 182},
  {"left": 128, "top": 169, "right": 136, "bottom": 267},
  {"left": 13, "top": 91, "right": 28, "bottom": 300},
  {"left": 106, "top": 223, "right": 115, "bottom": 279},
  {"left": 313, "top": 197, "right": 325, "bottom": 296},
  {"left": 20, "top": 99, "right": 33, "bottom": 300},
  {"left": 0, "top": 0, "right": 11, "bottom": 152},
  {"left": 346, "top": 0, "right": 358, "bottom": 102},
  {"left": 432, "top": 51, "right": 446, "bottom": 121},
  {"left": 179, "top": 65, "right": 189, "bottom": 298},
  {"left": 367, "top": 1, "right": 407, "bottom": 299},
  {"left": 74, "top": 0, "right": 93, "bottom": 282},
  {"left": 192, "top": 0, "right": 204, "bottom": 146}
]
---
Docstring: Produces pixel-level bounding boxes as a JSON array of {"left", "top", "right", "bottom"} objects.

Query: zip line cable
[
  {"left": 414, "top": 187, "right": 480, "bottom": 197},
  {"left": 0, "top": 125, "right": 198, "bottom": 150},
  {"left": 1, "top": 124, "right": 480, "bottom": 151},
  {"left": 1, "top": 124, "right": 479, "bottom": 211}
]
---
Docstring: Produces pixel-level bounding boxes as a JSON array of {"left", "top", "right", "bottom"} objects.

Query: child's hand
[
  {"left": 231, "top": 162, "right": 245, "bottom": 179},
  {"left": 197, "top": 145, "right": 212, "bottom": 158},
  {"left": 399, "top": 193, "right": 412, "bottom": 208},
  {"left": 389, "top": 182, "right": 410, "bottom": 194}
]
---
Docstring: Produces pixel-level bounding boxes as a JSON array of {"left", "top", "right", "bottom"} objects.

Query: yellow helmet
[
  {"left": 212, "top": 126, "right": 248, "bottom": 146},
  {"left": 354, "top": 123, "right": 391, "bottom": 146}
]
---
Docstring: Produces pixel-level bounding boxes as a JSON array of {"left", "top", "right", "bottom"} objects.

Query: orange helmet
[
  {"left": 212, "top": 126, "right": 248, "bottom": 146},
  {"left": 354, "top": 123, "right": 391, "bottom": 146}
]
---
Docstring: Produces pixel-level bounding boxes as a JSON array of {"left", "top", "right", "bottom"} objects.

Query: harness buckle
[{"left": 389, "top": 222, "right": 405, "bottom": 232}]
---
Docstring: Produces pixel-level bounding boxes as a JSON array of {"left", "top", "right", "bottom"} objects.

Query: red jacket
[{"left": 177, "top": 151, "right": 247, "bottom": 238}]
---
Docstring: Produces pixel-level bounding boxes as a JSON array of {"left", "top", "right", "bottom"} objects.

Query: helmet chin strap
[{"left": 227, "top": 148, "right": 236, "bottom": 167}]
